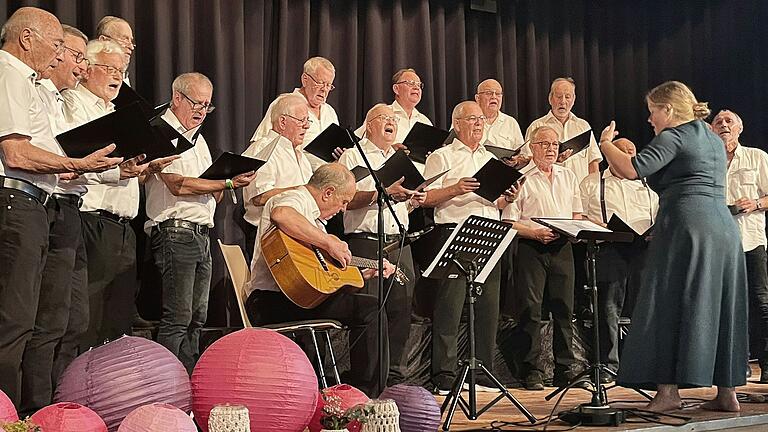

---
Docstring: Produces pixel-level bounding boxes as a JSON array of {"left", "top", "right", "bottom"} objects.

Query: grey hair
[
  {"left": 95, "top": 15, "right": 130, "bottom": 37},
  {"left": 303, "top": 56, "right": 335, "bottom": 76},
  {"left": 530, "top": 125, "right": 559, "bottom": 141},
  {"left": 451, "top": 101, "right": 480, "bottom": 123},
  {"left": 308, "top": 163, "right": 354, "bottom": 193},
  {"left": 270, "top": 93, "right": 307, "bottom": 124},
  {"left": 549, "top": 77, "right": 576, "bottom": 96},
  {"left": 392, "top": 68, "right": 417, "bottom": 85},
  {"left": 62, "top": 24, "right": 87, "bottom": 44},
  {"left": 714, "top": 109, "right": 743, "bottom": 129},
  {"left": 1, "top": 7, "right": 59, "bottom": 46},
  {"left": 172, "top": 72, "right": 213, "bottom": 95},
  {"left": 364, "top": 103, "right": 391, "bottom": 123},
  {"left": 85, "top": 39, "right": 124, "bottom": 63}
]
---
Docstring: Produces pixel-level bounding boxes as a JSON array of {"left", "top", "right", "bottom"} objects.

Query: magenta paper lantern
[
  {"left": 30, "top": 402, "right": 107, "bottom": 432},
  {"left": 192, "top": 328, "right": 318, "bottom": 432},
  {"left": 55, "top": 336, "right": 191, "bottom": 431},
  {"left": 117, "top": 403, "right": 196, "bottom": 432},
  {"left": 0, "top": 388, "right": 18, "bottom": 424},
  {"left": 307, "top": 384, "right": 370, "bottom": 432},
  {"left": 380, "top": 384, "right": 441, "bottom": 432}
]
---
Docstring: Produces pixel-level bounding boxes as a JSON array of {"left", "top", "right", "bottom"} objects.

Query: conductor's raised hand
[
  {"left": 452, "top": 177, "right": 480, "bottom": 196},
  {"left": 232, "top": 170, "right": 257, "bottom": 188},
  {"left": 76, "top": 143, "right": 123, "bottom": 174},
  {"left": 600, "top": 120, "right": 619, "bottom": 144},
  {"left": 325, "top": 234, "right": 353, "bottom": 269}
]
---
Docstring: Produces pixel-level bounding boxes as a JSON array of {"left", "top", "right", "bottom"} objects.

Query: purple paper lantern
[
  {"left": 0, "top": 388, "right": 18, "bottom": 423},
  {"left": 55, "top": 335, "right": 191, "bottom": 431},
  {"left": 192, "top": 328, "right": 318, "bottom": 432},
  {"left": 117, "top": 403, "right": 196, "bottom": 432},
  {"left": 380, "top": 384, "right": 441, "bottom": 432},
  {"left": 30, "top": 402, "right": 107, "bottom": 432}
]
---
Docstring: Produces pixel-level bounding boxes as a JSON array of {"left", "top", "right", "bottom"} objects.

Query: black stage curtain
[{"left": 3, "top": 0, "right": 767, "bottom": 325}]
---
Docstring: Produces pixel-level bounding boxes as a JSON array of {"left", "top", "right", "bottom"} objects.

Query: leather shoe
[
  {"left": 524, "top": 372, "right": 544, "bottom": 391},
  {"left": 132, "top": 314, "right": 154, "bottom": 329}
]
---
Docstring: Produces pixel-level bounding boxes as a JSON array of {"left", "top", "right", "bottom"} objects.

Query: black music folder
[
  {"left": 146, "top": 115, "right": 195, "bottom": 160},
  {"left": 472, "top": 158, "right": 523, "bottom": 202},
  {"left": 606, "top": 214, "right": 653, "bottom": 238},
  {"left": 199, "top": 152, "right": 267, "bottom": 180},
  {"left": 113, "top": 84, "right": 168, "bottom": 119},
  {"left": 351, "top": 149, "right": 448, "bottom": 191},
  {"left": 303, "top": 124, "right": 358, "bottom": 162},
  {"left": 402, "top": 123, "right": 450, "bottom": 164},
  {"left": 559, "top": 130, "right": 592, "bottom": 155},
  {"left": 532, "top": 217, "right": 634, "bottom": 243},
  {"left": 485, "top": 144, "right": 522, "bottom": 160}
]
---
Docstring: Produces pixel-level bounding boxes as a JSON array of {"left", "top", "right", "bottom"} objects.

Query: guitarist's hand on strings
[{"left": 325, "top": 234, "right": 353, "bottom": 268}]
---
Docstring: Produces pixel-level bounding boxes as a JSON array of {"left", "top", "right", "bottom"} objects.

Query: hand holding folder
[
  {"left": 471, "top": 158, "right": 524, "bottom": 202},
  {"left": 402, "top": 123, "right": 450, "bottom": 164},
  {"left": 303, "top": 124, "right": 358, "bottom": 162}
]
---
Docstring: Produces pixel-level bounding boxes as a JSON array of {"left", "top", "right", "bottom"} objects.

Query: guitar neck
[{"left": 351, "top": 256, "right": 378, "bottom": 270}]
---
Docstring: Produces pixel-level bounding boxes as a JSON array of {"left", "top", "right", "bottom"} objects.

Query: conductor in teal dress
[{"left": 599, "top": 81, "right": 748, "bottom": 412}]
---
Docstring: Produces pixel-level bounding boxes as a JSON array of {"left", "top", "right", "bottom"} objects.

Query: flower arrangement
[
  {"left": 320, "top": 391, "right": 372, "bottom": 431},
  {"left": 1, "top": 419, "right": 40, "bottom": 432}
]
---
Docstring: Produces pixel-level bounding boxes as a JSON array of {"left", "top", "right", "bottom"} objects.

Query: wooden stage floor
[{"left": 434, "top": 365, "right": 768, "bottom": 431}]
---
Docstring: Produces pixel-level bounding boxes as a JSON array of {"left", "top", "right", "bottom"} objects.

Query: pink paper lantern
[
  {"left": 0, "top": 388, "right": 18, "bottom": 423},
  {"left": 30, "top": 402, "right": 107, "bottom": 432},
  {"left": 192, "top": 328, "right": 318, "bottom": 432},
  {"left": 308, "top": 384, "right": 370, "bottom": 432},
  {"left": 117, "top": 403, "right": 196, "bottom": 432},
  {"left": 55, "top": 336, "right": 191, "bottom": 431},
  {"left": 380, "top": 384, "right": 441, "bottom": 432}
]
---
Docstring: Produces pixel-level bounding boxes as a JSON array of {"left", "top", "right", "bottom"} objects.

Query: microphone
[{"left": 382, "top": 225, "right": 435, "bottom": 254}]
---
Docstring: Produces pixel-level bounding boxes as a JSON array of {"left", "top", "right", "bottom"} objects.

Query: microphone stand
[{"left": 346, "top": 129, "right": 407, "bottom": 394}]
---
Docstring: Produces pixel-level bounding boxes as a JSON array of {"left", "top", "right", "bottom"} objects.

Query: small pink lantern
[
  {"left": 30, "top": 402, "right": 107, "bottom": 432},
  {"left": 117, "top": 403, "right": 196, "bottom": 432},
  {"left": 0, "top": 388, "right": 18, "bottom": 423},
  {"left": 192, "top": 328, "right": 318, "bottom": 432},
  {"left": 307, "top": 384, "right": 370, "bottom": 432}
]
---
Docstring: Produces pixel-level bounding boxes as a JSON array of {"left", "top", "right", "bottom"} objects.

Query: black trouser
[
  {"left": 746, "top": 246, "right": 768, "bottom": 366},
  {"left": 52, "top": 234, "right": 88, "bottom": 382},
  {"left": 245, "top": 289, "right": 387, "bottom": 397},
  {"left": 0, "top": 189, "right": 51, "bottom": 407},
  {"left": 515, "top": 239, "right": 575, "bottom": 378},
  {"left": 430, "top": 226, "right": 501, "bottom": 383},
  {"left": 20, "top": 197, "right": 82, "bottom": 414},
  {"left": 79, "top": 212, "right": 138, "bottom": 351},
  {"left": 347, "top": 237, "right": 415, "bottom": 385}
]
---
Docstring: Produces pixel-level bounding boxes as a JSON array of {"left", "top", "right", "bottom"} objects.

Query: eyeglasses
[
  {"left": 478, "top": 90, "right": 503, "bottom": 97},
  {"left": 304, "top": 73, "right": 335, "bottom": 91},
  {"left": 532, "top": 140, "right": 561, "bottom": 149},
  {"left": 91, "top": 63, "right": 127, "bottom": 77},
  {"left": 370, "top": 114, "right": 399, "bottom": 123},
  {"left": 395, "top": 80, "right": 424, "bottom": 89},
  {"left": 180, "top": 91, "right": 216, "bottom": 113},
  {"left": 460, "top": 115, "right": 487, "bottom": 123},
  {"left": 63, "top": 46, "right": 89, "bottom": 66},
  {"left": 282, "top": 113, "right": 313, "bottom": 126},
  {"left": 102, "top": 34, "right": 136, "bottom": 50},
  {"left": 31, "top": 28, "right": 65, "bottom": 55}
]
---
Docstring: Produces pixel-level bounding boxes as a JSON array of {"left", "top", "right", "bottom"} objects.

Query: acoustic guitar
[{"left": 261, "top": 228, "right": 409, "bottom": 309}]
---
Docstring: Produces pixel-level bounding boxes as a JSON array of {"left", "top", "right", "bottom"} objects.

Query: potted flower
[{"left": 320, "top": 392, "right": 372, "bottom": 432}]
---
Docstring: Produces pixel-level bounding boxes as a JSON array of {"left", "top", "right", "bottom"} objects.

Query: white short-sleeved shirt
[
  {"left": 523, "top": 111, "right": 602, "bottom": 184},
  {"left": 579, "top": 169, "right": 658, "bottom": 235},
  {"left": 424, "top": 139, "right": 501, "bottom": 224},
  {"left": 0, "top": 51, "right": 65, "bottom": 194},
  {"left": 337, "top": 138, "right": 409, "bottom": 234},
  {"left": 63, "top": 84, "right": 139, "bottom": 219},
  {"left": 250, "top": 89, "right": 339, "bottom": 170},
  {"left": 242, "top": 130, "right": 313, "bottom": 227},
  {"left": 502, "top": 161, "right": 583, "bottom": 225},
  {"left": 354, "top": 100, "right": 433, "bottom": 144},
  {"left": 245, "top": 186, "right": 322, "bottom": 295},
  {"left": 144, "top": 109, "right": 216, "bottom": 231},
  {"left": 727, "top": 144, "right": 768, "bottom": 251},
  {"left": 482, "top": 111, "right": 524, "bottom": 150}
]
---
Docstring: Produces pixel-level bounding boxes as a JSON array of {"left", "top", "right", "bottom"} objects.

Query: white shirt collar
[
  {"left": 0, "top": 50, "right": 37, "bottom": 82},
  {"left": 74, "top": 84, "right": 114, "bottom": 112}
]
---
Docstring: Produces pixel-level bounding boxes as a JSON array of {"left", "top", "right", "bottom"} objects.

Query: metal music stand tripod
[
  {"left": 532, "top": 218, "right": 651, "bottom": 426},
  {"left": 423, "top": 216, "right": 536, "bottom": 430}
]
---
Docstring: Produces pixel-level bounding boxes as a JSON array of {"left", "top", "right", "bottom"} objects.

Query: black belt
[
  {"left": 85, "top": 210, "right": 131, "bottom": 224},
  {"left": 52, "top": 193, "right": 83, "bottom": 208},
  {"left": 158, "top": 219, "right": 210, "bottom": 235},
  {"left": 346, "top": 232, "right": 402, "bottom": 243},
  {"left": 0, "top": 175, "right": 50, "bottom": 207}
]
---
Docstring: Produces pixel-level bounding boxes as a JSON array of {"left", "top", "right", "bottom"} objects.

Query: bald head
[
  {"left": 612, "top": 138, "right": 636, "bottom": 156},
  {"left": 452, "top": 101, "right": 485, "bottom": 148},
  {"left": 475, "top": 78, "right": 504, "bottom": 118},
  {"left": 308, "top": 163, "right": 356, "bottom": 220},
  {"left": 1, "top": 7, "right": 64, "bottom": 75}
]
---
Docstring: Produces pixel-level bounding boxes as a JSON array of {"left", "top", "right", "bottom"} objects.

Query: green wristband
[{"left": 225, "top": 179, "right": 234, "bottom": 190}]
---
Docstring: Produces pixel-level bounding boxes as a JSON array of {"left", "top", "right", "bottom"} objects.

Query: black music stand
[
  {"left": 423, "top": 216, "right": 536, "bottom": 430},
  {"left": 531, "top": 218, "right": 651, "bottom": 426}
]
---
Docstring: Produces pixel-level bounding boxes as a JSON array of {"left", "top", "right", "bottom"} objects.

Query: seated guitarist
[{"left": 244, "top": 162, "right": 395, "bottom": 396}]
